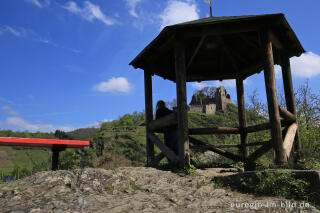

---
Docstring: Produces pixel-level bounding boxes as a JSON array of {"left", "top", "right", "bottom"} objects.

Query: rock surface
[{"left": 0, "top": 167, "right": 318, "bottom": 213}]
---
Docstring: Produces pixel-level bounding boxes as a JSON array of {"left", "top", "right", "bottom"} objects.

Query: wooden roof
[{"left": 130, "top": 13, "right": 305, "bottom": 82}]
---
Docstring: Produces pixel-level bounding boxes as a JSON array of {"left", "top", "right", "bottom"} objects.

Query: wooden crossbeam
[
  {"left": 148, "top": 113, "right": 177, "bottom": 132},
  {"left": 187, "top": 35, "right": 206, "bottom": 70},
  {"left": 247, "top": 140, "right": 273, "bottom": 162},
  {"left": 279, "top": 106, "right": 296, "bottom": 123},
  {"left": 245, "top": 122, "right": 271, "bottom": 133},
  {"left": 189, "top": 137, "right": 242, "bottom": 162},
  {"left": 154, "top": 152, "right": 165, "bottom": 165},
  {"left": 283, "top": 123, "right": 297, "bottom": 159},
  {"left": 189, "top": 127, "right": 240, "bottom": 135},
  {"left": 147, "top": 133, "right": 178, "bottom": 163}
]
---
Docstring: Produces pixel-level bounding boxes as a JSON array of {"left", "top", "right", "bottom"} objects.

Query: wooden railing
[{"left": 148, "top": 105, "right": 298, "bottom": 164}]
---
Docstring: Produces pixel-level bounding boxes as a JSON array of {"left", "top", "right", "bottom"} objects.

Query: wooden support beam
[
  {"left": 269, "top": 31, "right": 283, "bottom": 49},
  {"left": 189, "top": 127, "right": 240, "bottom": 135},
  {"left": 281, "top": 54, "right": 301, "bottom": 161},
  {"left": 51, "top": 146, "right": 66, "bottom": 171},
  {"left": 247, "top": 140, "right": 273, "bottom": 162},
  {"left": 148, "top": 113, "right": 177, "bottom": 132},
  {"left": 147, "top": 133, "right": 178, "bottom": 163},
  {"left": 187, "top": 35, "right": 206, "bottom": 70},
  {"left": 236, "top": 78, "right": 249, "bottom": 159},
  {"left": 154, "top": 152, "right": 165, "bottom": 166},
  {"left": 189, "top": 137, "right": 242, "bottom": 162},
  {"left": 144, "top": 71, "right": 154, "bottom": 166},
  {"left": 192, "top": 144, "right": 240, "bottom": 149},
  {"left": 246, "top": 141, "right": 270, "bottom": 147},
  {"left": 279, "top": 106, "right": 296, "bottom": 123},
  {"left": 191, "top": 141, "right": 266, "bottom": 150},
  {"left": 283, "top": 123, "right": 297, "bottom": 160},
  {"left": 245, "top": 122, "right": 271, "bottom": 133},
  {"left": 262, "top": 30, "right": 286, "bottom": 165},
  {"left": 175, "top": 35, "right": 190, "bottom": 167}
]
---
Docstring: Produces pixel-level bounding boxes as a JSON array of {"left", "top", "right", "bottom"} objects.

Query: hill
[{"left": 66, "top": 103, "right": 271, "bottom": 170}]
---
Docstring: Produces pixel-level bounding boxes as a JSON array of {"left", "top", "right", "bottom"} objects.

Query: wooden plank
[
  {"left": 189, "top": 137, "right": 243, "bottom": 162},
  {"left": 189, "top": 127, "right": 240, "bottom": 135},
  {"left": 147, "top": 133, "right": 178, "bottom": 163},
  {"left": 279, "top": 106, "right": 296, "bottom": 123},
  {"left": 0, "top": 137, "right": 89, "bottom": 148},
  {"left": 281, "top": 54, "right": 301, "bottom": 160},
  {"left": 187, "top": 35, "right": 206, "bottom": 70},
  {"left": 144, "top": 71, "right": 155, "bottom": 166},
  {"left": 148, "top": 113, "right": 177, "bottom": 132},
  {"left": 247, "top": 140, "right": 273, "bottom": 162},
  {"left": 236, "top": 78, "right": 249, "bottom": 158},
  {"left": 175, "top": 35, "right": 190, "bottom": 167},
  {"left": 283, "top": 123, "right": 297, "bottom": 159},
  {"left": 261, "top": 30, "right": 286, "bottom": 165}
]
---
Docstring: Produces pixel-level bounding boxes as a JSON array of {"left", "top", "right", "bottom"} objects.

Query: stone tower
[{"left": 215, "top": 87, "right": 232, "bottom": 112}]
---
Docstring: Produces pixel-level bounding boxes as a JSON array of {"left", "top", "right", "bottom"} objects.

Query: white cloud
[
  {"left": 0, "top": 97, "right": 13, "bottom": 104},
  {"left": 274, "top": 65, "right": 282, "bottom": 79},
  {"left": 87, "top": 119, "right": 112, "bottom": 128},
  {"left": 62, "top": 1, "right": 116, "bottom": 26},
  {"left": 0, "top": 26, "right": 25, "bottom": 37},
  {"left": 191, "top": 82, "right": 209, "bottom": 89},
  {"left": 215, "top": 80, "right": 236, "bottom": 88},
  {"left": 25, "top": 0, "right": 50, "bottom": 8},
  {"left": 2, "top": 106, "right": 19, "bottom": 115},
  {"left": 291, "top": 52, "right": 320, "bottom": 78},
  {"left": 159, "top": 0, "right": 199, "bottom": 29},
  {"left": 126, "top": 0, "right": 142, "bottom": 18},
  {"left": 4, "top": 117, "right": 73, "bottom": 132},
  {"left": 93, "top": 77, "right": 132, "bottom": 93},
  {"left": 0, "top": 25, "right": 80, "bottom": 53}
]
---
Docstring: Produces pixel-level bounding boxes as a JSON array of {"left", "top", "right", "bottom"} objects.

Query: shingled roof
[{"left": 130, "top": 13, "right": 305, "bottom": 82}]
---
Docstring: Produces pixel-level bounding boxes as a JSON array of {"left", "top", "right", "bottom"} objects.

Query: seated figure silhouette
[{"left": 155, "top": 100, "right": 179, "bottom": 158}]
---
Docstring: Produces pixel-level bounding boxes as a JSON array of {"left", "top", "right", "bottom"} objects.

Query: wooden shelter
[{"left": 130, "top": 13, "right": 304, "bottom": 169}]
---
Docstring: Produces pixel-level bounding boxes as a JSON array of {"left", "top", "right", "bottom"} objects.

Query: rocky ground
[{"left": 0, "top": 167, "right": 318, "bottom": 213}]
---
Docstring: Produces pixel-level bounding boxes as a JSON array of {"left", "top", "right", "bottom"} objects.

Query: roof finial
[{"left": 204, "top": 0, "right": 213, "bottom": 17}]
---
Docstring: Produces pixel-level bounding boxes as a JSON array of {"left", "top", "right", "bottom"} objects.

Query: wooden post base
[{"left": 51, "top": 146, "right": 66, "bottom": 171}]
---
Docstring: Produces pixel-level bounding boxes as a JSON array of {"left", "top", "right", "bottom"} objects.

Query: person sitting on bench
[{"left": 155, "top": 100, "right": 179, "bottom": 157}]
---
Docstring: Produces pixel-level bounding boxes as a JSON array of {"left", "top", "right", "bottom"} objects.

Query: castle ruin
[{"left": 189, "top": 86, "right": 232, "bottom": 114}]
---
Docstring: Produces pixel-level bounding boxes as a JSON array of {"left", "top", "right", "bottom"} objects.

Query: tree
[
  {"left": 247, "top": 89, "right": 268, "bottom": 119},
  {"left": 54, "top": 130, "right": 72, "bottom": 140},
  {"left": 296, "top": 80, "right": 320, "bottom": 129}
]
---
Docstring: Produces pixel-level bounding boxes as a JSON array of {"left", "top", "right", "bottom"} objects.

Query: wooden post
[
  {"left": 262, "top": 30, "right": 287, "bottom": 165},
  {"left": 281, "top": 54, "right": 301, "bottom": 162},
  {"left": 174, "top": 35, "right": 190, "bottom": 168},
  {"left": 236, "top": 78, "right": 251, "bottom": 170},
  {"left": 236, "top": 78, "right": 248, "bottom": 158},
  {"left": 51, "top": 146, "right": 65, "bottom": 171},
  {"left": 144, "top": 70, "right": 154, "bottom": 166}
]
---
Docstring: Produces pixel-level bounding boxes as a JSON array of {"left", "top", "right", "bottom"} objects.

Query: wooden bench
[{"left": 0, "top": 137, "right": 90, "bottom": 170}]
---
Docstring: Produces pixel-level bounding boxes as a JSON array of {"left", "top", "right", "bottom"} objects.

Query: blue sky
[{"left": 0, "top": 0, "right": 319, "bottom": 132}]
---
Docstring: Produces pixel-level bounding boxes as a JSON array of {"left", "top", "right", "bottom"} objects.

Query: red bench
[{"left": 0, "top": 137, "right": 90, "bottom": 170}]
